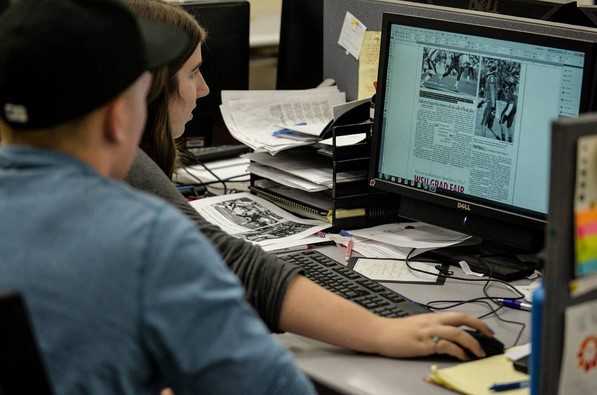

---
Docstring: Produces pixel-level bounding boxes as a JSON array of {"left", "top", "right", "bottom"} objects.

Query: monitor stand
[{"left": 420, "top": 237, "right": 541, "bottom": 282}]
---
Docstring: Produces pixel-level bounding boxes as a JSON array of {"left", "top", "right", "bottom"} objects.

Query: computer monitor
[
  {"left": 368, "top": 6, "right": 597, "bottom": 266},
  {"left": 276, "top": 0, "right": 324, "bottom": 90},
  {"left": 179, "top": 0, "right": 250, "bottom": 149},
  {"left": 541, "top": 113, "right": 597, "bottom": 394}
]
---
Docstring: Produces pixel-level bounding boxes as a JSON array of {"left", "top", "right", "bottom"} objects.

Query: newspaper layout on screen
[{"left": 377, "top": 22, "right": 586, "bottom": 215}]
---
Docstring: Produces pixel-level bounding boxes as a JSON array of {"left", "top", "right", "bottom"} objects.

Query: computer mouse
[{"left": 463, "top": 329, "right": 505, "bottom": 360}]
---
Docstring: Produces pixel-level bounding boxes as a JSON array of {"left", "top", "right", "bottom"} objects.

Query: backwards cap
[{"left": 0, "top": 0, "right": 189, "bottom": 128}]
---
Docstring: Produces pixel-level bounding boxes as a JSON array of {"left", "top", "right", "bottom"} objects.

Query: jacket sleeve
[{"left": 125, "top": 148, "right": 303, "bottom": 332}]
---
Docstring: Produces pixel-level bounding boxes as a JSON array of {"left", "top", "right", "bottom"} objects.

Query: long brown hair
[{"left": 127, "top": 0, "right": 206, "bottom": 178}]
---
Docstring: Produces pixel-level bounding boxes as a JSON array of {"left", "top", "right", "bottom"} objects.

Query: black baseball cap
[{"left": 0, "top": 0, "right": 189, "bottom": 129}]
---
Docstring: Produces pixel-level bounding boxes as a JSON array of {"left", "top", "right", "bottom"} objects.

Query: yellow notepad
[{"left": 426, "top": 354, "right": 529, "bottom": 395}]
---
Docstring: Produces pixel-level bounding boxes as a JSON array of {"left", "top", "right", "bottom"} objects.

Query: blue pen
[
  {"left": 339, "top": 230, "right": 352, "bottom": 237},
  {"left": 495, "top": 298, "right": 532, "bottom": 311},
  {"left": 272, "top": 122, "right": 307, "bottom": 137},
  {"left": 489, "top": 379, "right": 530, "bottom": 392}
]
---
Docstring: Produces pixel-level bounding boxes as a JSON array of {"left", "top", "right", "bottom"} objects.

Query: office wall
[{"left": 323, "top": 0, "right": 412, "bottom": 101}]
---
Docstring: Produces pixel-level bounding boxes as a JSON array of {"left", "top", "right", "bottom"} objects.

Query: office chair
[
  {"left": 0, "top": 291, "right": 54, "bottom": 395},
  {"left": 276, "top": 0, "right": 324, "bottom": 89}
]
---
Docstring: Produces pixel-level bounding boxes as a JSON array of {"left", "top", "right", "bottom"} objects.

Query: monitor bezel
[{"left": 369, "top": 11, "right": 597, "bottom": 250}]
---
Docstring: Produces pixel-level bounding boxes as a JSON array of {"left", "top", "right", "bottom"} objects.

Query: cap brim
[{"left": 138, "top": 19, "right": 189, "bottom": 69}]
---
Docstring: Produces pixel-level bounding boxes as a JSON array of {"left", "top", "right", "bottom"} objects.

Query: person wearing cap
[
  {"left": 0, "top": 1, "right": 316, "bottom": 394},
  {"left": 124, "top": 0, "right": 493, "bottom": 364}
]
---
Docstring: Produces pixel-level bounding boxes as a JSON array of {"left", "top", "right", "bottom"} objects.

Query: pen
[
  {"left": 272, "top": 122, "right": 307, "bottom": 137},
  {"left": 495, "top": 298, "right": 532, "bottom": 311},
  {"left": 344, "top": 238, "right": 354, "bottom": 261},
  {"left": 489, "top": 379, "right": 530, "bottom": 392}
]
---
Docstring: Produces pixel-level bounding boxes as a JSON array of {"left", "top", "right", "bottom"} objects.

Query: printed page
[
  {"left": 189, "top": 192, "right": 330, "bottom": 247},
  {"left": 220, "top": 88, "right": 346, "bottom": 154}
]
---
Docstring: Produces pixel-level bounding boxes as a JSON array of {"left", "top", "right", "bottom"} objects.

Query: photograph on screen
[
  {"left": 475, "top": 58, "right": 520, "bottom": 143},
  {"left": 420, "top": 48, "right": 480, "bottom": 97}
]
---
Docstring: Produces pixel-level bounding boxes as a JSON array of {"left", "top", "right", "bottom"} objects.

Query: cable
[
  {"left": 181, "top": 163, "right": 227, "bottom": 195},
  {"left": 404, "top": 248, "right": 530, "bottom": 346}
]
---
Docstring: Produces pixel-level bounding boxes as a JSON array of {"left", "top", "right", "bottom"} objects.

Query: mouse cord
[{"left": 404, "top": 249, "right": 527, "bottom": 346}]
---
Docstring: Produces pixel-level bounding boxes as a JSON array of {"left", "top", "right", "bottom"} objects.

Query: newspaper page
[
  {"left": 189, "top": 192, "right": 331, "bottom": 247},
  {"left": 220, "top": 87, "right": 346, "bottom": 154},
  {"left": 412, "top": 48, "right": 523, "bottom": 204}
]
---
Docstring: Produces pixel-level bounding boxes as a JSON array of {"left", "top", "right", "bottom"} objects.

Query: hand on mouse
[{"left": 367, "top": 312, "right": 494, "bottom": 361}]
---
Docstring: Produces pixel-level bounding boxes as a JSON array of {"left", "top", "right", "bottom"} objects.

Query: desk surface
[{"left": 276, "top": 246, "right": 532, "bottom": 395}]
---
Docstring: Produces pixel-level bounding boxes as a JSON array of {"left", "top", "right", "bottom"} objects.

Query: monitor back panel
[{"left": 276, "top": 0, "right": 324, "bottom": 90}]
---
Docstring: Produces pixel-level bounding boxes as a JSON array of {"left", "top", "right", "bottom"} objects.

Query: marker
[
  {"left": 269, "top": 244, "right": 314, "bottom": 254},
  {"left": 489, "top": 379, "right": 530, "bottom": 392},
  {"left": 495, "top": 298, "right": 532, "bottom": 311},
  {"left": 344, "top": 238, "right": 354, "bottom": 261}
]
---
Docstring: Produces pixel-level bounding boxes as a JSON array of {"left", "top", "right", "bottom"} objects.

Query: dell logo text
[{"left": 457, "top": 202, "right": 471, "bottom": 211}]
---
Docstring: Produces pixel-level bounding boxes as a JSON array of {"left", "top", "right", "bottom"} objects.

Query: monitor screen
[{"left": 369, "top": 9, "right": 597, "bottom": 251}]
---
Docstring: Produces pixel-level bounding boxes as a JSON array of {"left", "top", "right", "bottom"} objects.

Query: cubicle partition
[{"left": 323, "top": 0, "right": 594, "bottom": 101}]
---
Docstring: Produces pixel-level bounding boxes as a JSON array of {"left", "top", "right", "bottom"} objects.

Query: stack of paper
[
  {"left": 219, "top": 87, "right": 346, "bottom": 154},
  {"left": 243, "top": 150, "right": 366, "bottom": 192},
  {"left": 347, "top": 222, "right": 471, "bottom": 260}
]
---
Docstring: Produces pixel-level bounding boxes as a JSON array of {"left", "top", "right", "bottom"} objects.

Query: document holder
[{"left": 249, "top": 120, "right": 400, "bottom": 231}]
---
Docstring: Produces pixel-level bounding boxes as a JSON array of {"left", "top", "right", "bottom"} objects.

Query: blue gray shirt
[{"left": 0, "top": 146, "right": 315, "bottom": 395}]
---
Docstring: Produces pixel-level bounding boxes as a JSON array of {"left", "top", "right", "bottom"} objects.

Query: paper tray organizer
[{"left": 249, "top": 121, "right": 401, "bottom": 231}]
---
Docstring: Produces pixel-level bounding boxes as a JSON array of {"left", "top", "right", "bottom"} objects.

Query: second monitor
[
  {"left": 368, "top": 4, "right": 597, "bottom": 278},
  {"left": 179, "top": 1, "right": 250, "bottom": 150}
]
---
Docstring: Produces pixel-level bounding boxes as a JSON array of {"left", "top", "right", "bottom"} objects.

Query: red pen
[{"left": 344, "top": 238, "right": 354, "bottom": 261}]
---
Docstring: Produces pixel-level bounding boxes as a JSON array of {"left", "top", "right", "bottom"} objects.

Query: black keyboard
[
  {"left": 186, "top": 144, "right": 251, "bottom": 163},
  {"left": 279, "top": 250, "right": 430, "bottom": 318}
]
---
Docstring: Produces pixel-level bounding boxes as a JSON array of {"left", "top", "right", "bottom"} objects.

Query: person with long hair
[{"left": 125, "top": 0, "right": 493, "bottom": 362}]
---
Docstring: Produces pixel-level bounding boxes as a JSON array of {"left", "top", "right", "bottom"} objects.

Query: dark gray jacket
[{"left": 126, "top": 149, "right": 301, "bottom": 332}]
